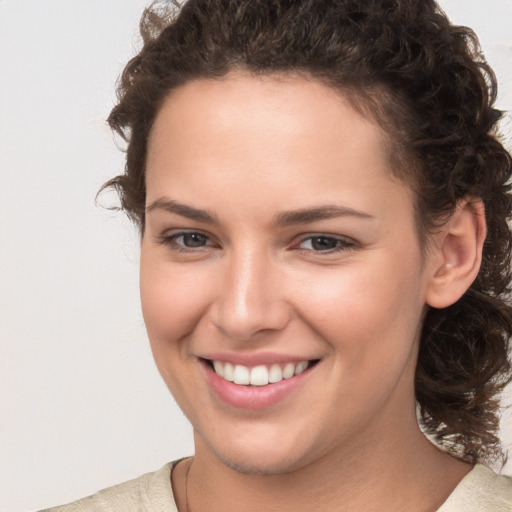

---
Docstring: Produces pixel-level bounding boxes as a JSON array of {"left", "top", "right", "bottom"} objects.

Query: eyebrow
[
  {"left": 273, "top": 206, "right": 375, "bottom": 226},
  {"left": 146, "top": 198, "right": 374, "bottom": 226},
  {"left": 146, "top": 198, "right": 219, "bottom": 224}
]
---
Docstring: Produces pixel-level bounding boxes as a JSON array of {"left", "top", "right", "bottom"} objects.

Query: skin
[{"left": 141, "top": 74, "right": 481, "bottom": 511}]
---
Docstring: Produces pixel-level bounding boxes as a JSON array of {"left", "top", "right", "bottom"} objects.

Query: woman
[{"left": 42, "top": 0, "right": 512, "bottom": 510}]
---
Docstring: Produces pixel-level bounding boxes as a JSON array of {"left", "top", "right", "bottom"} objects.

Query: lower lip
[{"left": 203, "top": 362, "right": 315, "bottom": 410}]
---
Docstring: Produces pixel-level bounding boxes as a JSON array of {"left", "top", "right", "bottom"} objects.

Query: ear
[{"left": 425, "top": 198, "right": 486, "bottom": 309}]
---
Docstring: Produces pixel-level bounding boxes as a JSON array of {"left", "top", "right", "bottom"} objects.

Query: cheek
[
  {"left": 139, "top": 256, "right": 215, "bottom": 409},
  {"left": 292, "top": 257, "right": 426, "bottom": 359},
  {"left": 291, "top": 262, "right": 426, "bottom": 422},
  {"left": 139, "top": 254, "right": 213, "bottom": 347}
]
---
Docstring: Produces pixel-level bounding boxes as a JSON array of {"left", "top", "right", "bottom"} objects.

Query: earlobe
[{"left": 426, "top": 198, "right": 486, "bottom": 309}]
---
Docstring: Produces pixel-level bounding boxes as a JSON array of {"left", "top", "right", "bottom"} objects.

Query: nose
[{"left": 211, "top": 249, "right": 290, "bottom": 341}]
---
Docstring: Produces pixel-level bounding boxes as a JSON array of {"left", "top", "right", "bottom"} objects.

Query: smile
[
  {"left": 201, "top": 357, "right": 320, "bottom": 409},
  {"left": 211, "top": 360, "right": 311, "bottom": 386}
]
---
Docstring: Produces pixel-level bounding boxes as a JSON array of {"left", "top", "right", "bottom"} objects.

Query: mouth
[
  {"left": 202, "top": 358, "right": 320, "bottom": 387},
  {"left": 199, "top": 354, "right": 321, "bottom": 409}
]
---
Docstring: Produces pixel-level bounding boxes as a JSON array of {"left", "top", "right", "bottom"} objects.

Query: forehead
[
  {"left": 147, "top": 74, "right": 387, "bottom": 157},
  {"left": 145, "top": 73, "right": 413, "bottom": 223}
]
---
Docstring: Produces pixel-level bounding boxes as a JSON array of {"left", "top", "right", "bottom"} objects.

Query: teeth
[
  {"left": 282, "top": 363, "right": 295, "bottom": 379},
  {"left": 250, "top": 365, "right": 268, "bottom": 386},
  {"left": 213, "top": 361, "right": 224, "bottom": 378},
  {"left": 268, "top": 364, "right": 283, "bottom": 383},
  {"left": 233, "top": 365, "right": 250, "bottom": 385},
  {"left": 223, "top": 362, "right": 234, "bottom": 382},
  {"left": 295, "top": 361, "right": 308, "bottom": 375},
  {"left": 211, "top": 360, "right": 311, "bottom": 386}
]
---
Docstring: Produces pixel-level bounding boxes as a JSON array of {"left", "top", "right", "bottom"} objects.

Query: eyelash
[
  {"left": 295, "top": 234, "right": 355, "bottom": 254},
  {"left": 158, "top": 231, "right": 217, "bottom": 253},
  {"left": 158, "top": 230, "right": 356, "bottom": 255}
]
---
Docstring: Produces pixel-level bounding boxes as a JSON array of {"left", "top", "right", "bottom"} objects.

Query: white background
[{"left": 0, "top": 1, "right": 511, "bottom": 511}]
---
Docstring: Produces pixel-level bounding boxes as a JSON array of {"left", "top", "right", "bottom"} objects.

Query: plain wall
[{"left": 0, "top": 1, "right": 511, "bottom": 511}]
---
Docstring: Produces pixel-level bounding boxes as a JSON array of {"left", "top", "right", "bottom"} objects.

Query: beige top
[{"left": 40, "top": 462, "right": 511, "bottom": 512}]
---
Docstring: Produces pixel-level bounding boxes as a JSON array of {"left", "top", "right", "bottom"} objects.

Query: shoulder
[
  {"left": 438, "top": 464, "right": 512, "bottom": 512},
  {"left": 38, "top": 462, "right": 177, "bottom": 512}
]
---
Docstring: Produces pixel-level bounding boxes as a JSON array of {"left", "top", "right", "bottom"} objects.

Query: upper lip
[{"left": 198, "top": 351, "right": 319, "bottom": 367}]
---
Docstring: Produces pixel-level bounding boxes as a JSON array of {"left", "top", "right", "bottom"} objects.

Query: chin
[
  {"left": 213, "top": 449, "right": 307, "bottom": 476},
  {"left": 197, "top": 428, "right": 320, "bottom": 476}
]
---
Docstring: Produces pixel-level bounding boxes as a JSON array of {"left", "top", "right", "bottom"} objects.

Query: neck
[{"left": 181, "top": 417, "right": 471, "bottom": 512}]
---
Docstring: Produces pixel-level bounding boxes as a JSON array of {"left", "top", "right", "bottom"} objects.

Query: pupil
[
  {"left": 312, "top": 237, "right": 337, "bottom": 251},
  {"left": 184, "top": 233, "right": 206, "bottom": 247}
]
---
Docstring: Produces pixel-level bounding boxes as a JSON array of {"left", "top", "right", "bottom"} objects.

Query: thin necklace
[{"left": 183, "top": 458, "right": 192, "bottom": 512}]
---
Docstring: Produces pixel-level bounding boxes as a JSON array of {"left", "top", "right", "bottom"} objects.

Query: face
[{"left": 141, "top": 74, "right": 437, "bottom": 474}]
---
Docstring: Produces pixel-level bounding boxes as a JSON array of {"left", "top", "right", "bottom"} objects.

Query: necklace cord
[{"left": 183, "top": 458, "right": 192, "bottom": 512}]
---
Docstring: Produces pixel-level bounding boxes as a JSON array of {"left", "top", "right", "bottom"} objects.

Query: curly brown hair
[{"left": 104, "top": 0, "right": 512, "bottom": 464}]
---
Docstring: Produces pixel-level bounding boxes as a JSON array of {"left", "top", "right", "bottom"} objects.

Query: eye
[
  {"left": 175, "top": 232, "right": 208, "bottom": 248},
  {"left": 158, "top": 230, "right": 216, "bottom": 252},
  {"left": 298, "top": 235, "right": 353, "bottom": 253}
]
